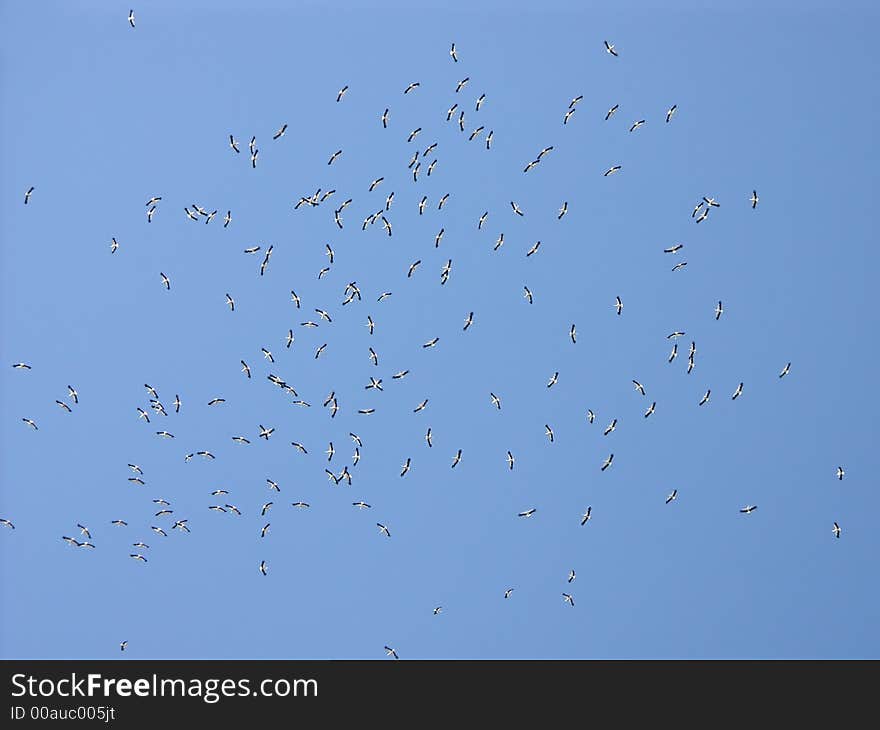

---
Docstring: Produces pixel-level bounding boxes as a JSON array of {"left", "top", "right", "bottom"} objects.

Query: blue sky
[{"left": 1, "top": 0, "right": 878, "bottom": 659}]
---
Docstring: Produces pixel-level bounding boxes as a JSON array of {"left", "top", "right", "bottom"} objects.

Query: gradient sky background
[{"left": 1, "top": 0, "right": 878, "bottom": 659}]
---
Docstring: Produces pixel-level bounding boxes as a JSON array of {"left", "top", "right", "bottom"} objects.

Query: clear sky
[{"left": 1, "top": 0, "right": 878, "bottom": 659}]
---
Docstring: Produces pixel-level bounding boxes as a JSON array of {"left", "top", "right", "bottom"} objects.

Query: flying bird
[
  {"left": 451, "top": 449, "right": 462, "bottom": 468},
  {"left": 750, "top": 190, "right": 759, "bottom": 209},
  {"left": 580, "top": 507, "right": 592, "bottom": 525},
  {"left": 260, "top": 245, "right": 273, "bottom": 276},
  {"left": 666, "top": 489, "right": 678, "bottom": 504},
  {"left": 272, "top": 123, "right": 288, "bottom": 140},
  {"left": 604, "top": 40, "right": 618, "bottom": 56},
  {"left": 666, "top": 104, "right": 677, "bottom": 123},
  {"left": 601, "top": 454, "right": 614, "bottom": 471},
  {"left": 128, "top": 9, "right": 135, "bottom": 27},
  {"left": 258, "top": 425, "right": 275, "bottom": 440}
]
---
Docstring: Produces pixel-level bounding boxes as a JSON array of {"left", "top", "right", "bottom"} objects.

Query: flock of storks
[{"left": 3, "top": 15, "right": 848, "bottom": 659}]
